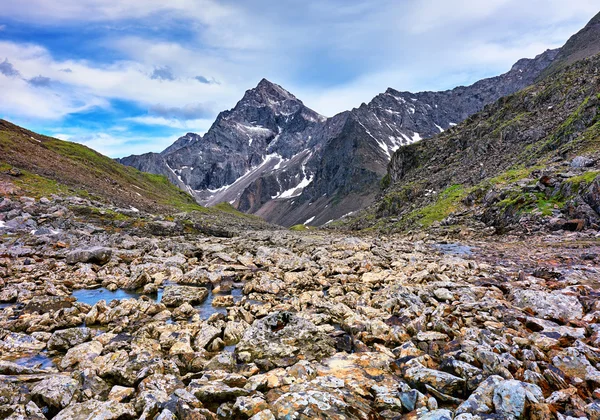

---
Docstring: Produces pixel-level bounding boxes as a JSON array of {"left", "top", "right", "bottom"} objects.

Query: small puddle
[
  {"left": 72, "top": 288, "right": 158, "bottom": 306},
  {"left": 73, "top": 284, "right": 243, "bottom": 321},
  {"left": 433, "top": 243, "right": 473, "bottom": 256},
  {"left": 4, "top": 352, "right": 57, "bottom": 370},
  {"left": 194, "top": 288, "right": 242, "bottom": 320}
]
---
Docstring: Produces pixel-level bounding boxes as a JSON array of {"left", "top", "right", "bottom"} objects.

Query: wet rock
[
  {"left": 48, "top": 327, "right": 92, "bottom": 351},
  {"left": 161, "top": 286, "right": 209, "bottom": 307},
  {"left": 236, "top": 312, "right": 336, "bottom": 367}
]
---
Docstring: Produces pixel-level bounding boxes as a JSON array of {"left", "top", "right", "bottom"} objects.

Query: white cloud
[
  {"left": 0, "top": 0, "right": 233, "bottom": 25},
  {"left": 0, "top": 0, "right": 597, "bottom": 155},
  {"left": 126, "top": 116, "right": 213, "bottom": 131},
  {"left": 49, "top": 129, "right": 180, "bottom": 157}
]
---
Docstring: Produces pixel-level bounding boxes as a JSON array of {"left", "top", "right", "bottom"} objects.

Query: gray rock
[
  {"left": 511, "top": 289, "right": 583, "bottom": 322},
  {"left": 456, "top": 375, "right": 505, "bottom": 415},
  {"left": 404, "top": 359, "right": 465, "bottom": 396},
  {"left": 60, "top": 341, "right": 103, "bottom": 370},
  {"left": 571, "top": 156, "right": 595, "bottom": 168},
  {"left": 53, "top": 399, "right": 135, "bottom": 420},
  {"left": 492, "top": 380, "right": 543, "bottom": 419},
  {"left": 31, "top": 375, "right": 81, "bottom": 413},
  {"left": 48, "top": 328, "right": 92, "bottom": 351},
  {"left": 236, "top": 311, "right": 336, "bottom": 367},
  {"left": 420, "top": 409, "right": 454, "bottom": 420},
  {"left": 66, "top": 247, "right": 112, "bottom": 265}
]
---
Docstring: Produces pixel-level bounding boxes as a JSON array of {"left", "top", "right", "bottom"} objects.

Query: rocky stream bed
[{"left": 1, "top": 195, "right": 600, "bottom": 419}]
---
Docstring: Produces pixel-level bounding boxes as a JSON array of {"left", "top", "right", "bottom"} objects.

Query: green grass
[
  {"left": 564, "top": 171, "right": 600, "bottom": 191},
  {"left": 290, "top": 224, "right": 310, "bottom": 231},
  {"left": 0, "top": 164, "right": 68, "bottom": 197},
  {"left": 487, "top": 167, "right": 538, "bottom": 186},
  {"left": 410, "top": 184, "right": 465, "bottom": 227},
  {"left": 207, "top": 202, "right": 265, "bottom": 221},
  {"left": 34, "top": 136, "right": 202, "bottom": 212}
]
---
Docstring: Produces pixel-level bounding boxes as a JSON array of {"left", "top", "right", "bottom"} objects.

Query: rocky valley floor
[{"left": 1, "top": 195, "right": 600, "bottom": 419}]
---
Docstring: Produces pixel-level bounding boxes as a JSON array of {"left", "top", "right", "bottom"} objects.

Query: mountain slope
[
  {"left": 349, "top": 53, "right": 600, "bottom": 234},
  {"left": 0, "top": 119, "right": 204, "bottom": 213},
  {"left": 540, "top": 11, "right": 600, "bottom": 78}
]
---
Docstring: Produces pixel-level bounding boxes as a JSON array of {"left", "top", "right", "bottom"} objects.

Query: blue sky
[{"left": 0, "top": 1, "right": 597, "bottom": 157}]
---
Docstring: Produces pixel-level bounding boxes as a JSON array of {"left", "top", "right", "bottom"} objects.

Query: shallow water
[
  {"left": 72, "top": 287, "right": 155, "bottom": 306},
  {"left": 5, "top": 352, "right": 56, "bottom": 370},
  {"left": 72, "top": 284, "right": 242, "bottom": 321},
  {"left": 195, "top": 287, "right": 242, "bottom": 319},
  {"left": 433, "top": 243, "right": 473, "bottom": 256}
]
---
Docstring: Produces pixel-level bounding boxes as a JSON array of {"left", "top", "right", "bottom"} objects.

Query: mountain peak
[{"left": 246, "top": 78, "right": 297, "bottom": 104}]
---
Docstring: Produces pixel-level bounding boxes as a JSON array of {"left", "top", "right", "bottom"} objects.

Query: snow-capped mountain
[{"left": 119, "top": 49, "right": 559, "bottom": 226}]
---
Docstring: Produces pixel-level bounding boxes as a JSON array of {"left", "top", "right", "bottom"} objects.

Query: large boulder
[
  {"left": 48, "top": 328, "right": 92, "bottom": 351},
  {"left": 160, "top": 286, "right": 208, "bottom": 307},
  {"left": 492, "top": 380, "right": 543, "bottom": 419},
  {"left": 236, "top": 312, "right": 336, "bottom": 367},
  {"left": 66, "top": 247, "right": 113, "bottom": 265},
  {"left": 511, "top": 289, "right": 583, "bottom": 322}
]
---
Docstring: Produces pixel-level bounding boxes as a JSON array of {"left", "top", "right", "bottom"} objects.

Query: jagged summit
[{"left": 239, "top": 78, "right": 302, "bottom": 109}]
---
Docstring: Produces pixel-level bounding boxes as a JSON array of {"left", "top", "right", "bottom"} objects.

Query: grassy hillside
[
  {"left": 0, "top": 119, "right": 203, "bottom": 213},
  {"left": 347, "top": 53, "right": 600, "bottom": 234}
]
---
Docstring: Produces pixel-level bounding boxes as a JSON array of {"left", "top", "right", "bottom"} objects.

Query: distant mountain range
[{"left": 118, "top": 12, "right": 599, "bottom": 227}]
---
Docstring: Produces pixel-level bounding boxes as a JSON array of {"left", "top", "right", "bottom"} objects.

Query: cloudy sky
[{"left": 0, "top": 1, "right": 598, "bottom": 157}]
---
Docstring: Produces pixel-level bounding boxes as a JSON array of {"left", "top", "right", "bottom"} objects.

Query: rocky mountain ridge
[
  {"left": 347, "top": 49, "right": 600, "bottom": 237},
  {"left": 119, "top": 45, "right": 562, "bottom": 227}
]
